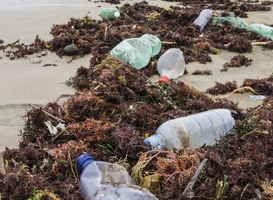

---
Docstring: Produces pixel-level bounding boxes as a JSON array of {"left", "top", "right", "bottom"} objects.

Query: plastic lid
[
  {"left": 76, "top": 154, "right": 95, "bottom": 177},
  {"left": 144, "top": 135, "right": 162, "bottom": 151},
  {"left": 114, "top": 12, "right": 120, "bottom": 18},
  {"left": 159, "top": 76, "right": 170, "bottom": 84}
]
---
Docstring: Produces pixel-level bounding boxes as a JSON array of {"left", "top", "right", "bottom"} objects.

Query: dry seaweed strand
[{"left": 211, "top": 86, "right": 259, "bottom": 99}]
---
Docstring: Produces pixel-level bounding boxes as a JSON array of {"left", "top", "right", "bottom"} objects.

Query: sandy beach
[{"left": 0, "top": 0, "right": 272, "bottom": 152}]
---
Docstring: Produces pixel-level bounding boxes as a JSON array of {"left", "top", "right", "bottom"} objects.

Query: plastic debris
[{"left": 249, "top": 95, "right": 267, "bottom": 100}]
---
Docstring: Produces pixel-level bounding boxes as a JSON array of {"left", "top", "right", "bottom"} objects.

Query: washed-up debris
[
  {"left": 157, "top": 48, "right": 185, "bottom": 83},
  {"left": 64, "top": 42, "right": 78, "bottom": 55},
  {"left": 249, "top": 95, "right": 267, "bottom": 100},
  {"left": 192, "top": 69, "right": 212, "bottom": 75},
  {"left": 43, "top": 63, "right": 57, "bottom": 67},
  {"left": 31, "top": 59, "right": 43, "bottom": 64},
  {"left": 207, "top": 81, "right": 238, "bottom": 95},
  {"left": 2, "top": 1, "right": 273, "bottom": 200},
  {"left": 222, "top": 54, "right": 253, "bottom": 71}
]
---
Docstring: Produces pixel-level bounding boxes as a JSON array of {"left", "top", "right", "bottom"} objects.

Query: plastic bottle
[
  {"left": 193, "top": 9, "right": 213, "bottom": 31},
  {"left": 157, "top": 48, "right": 185, "bottom": 84},
  {"left": 100, "top": 8, "right": 120, "bottom": 20},
  {"left": 249, "top": 23, "right": 273, "bottom": 40},
  {"left": 144, "top": 109, "right": 235, "bottom": 151},
  {"left": 76, "top": 154, "right": 158, "bottom": 200},
  {"left": 213, "top": 16, "right": 273, "bottom": 40},
  {"left": 213, "top": 16, "right": 250, "bottom": 30},
  {"left": 110, "top": 34, "right": 161, "bottom": 70}
]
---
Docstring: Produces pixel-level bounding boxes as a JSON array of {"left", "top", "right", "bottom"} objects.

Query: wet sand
[{"left": 0, "top": 0, "right": 272, "bottom": 152}]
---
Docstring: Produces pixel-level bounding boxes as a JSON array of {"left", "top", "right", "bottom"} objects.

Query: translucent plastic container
[
  {"left": 250, "top": 23, "right": 273, "bottom": 40},
  {"left": 110, "top": 34, "right": 161, "bottom": 70},
  {"left": 213, "top": 16, "right": 273, "bottom": 40},
  {"left": 193, "top": 9, "right": 213, "bottom": 31},
  {"left": 213, "top": 16, "right": 249, "bottom": 30},
  {"left": 157, "top": 48, "right": 185, "bottom": 83},
  {"left": 77, "top": 154, "right": 157, "bottom": 200},
  {"left": 144, "top": 109, "right": 235, "bottom": 150},
  {"left": 100, "top": 8, "right": 120, "bottom": 20}
]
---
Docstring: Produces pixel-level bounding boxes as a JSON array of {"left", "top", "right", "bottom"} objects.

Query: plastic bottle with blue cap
[
  {"left": 76, "top": 154, "right": 157, "bottom": 200},
  {"left": 144, "top": 109, "right": 235, "bottom": 151}
]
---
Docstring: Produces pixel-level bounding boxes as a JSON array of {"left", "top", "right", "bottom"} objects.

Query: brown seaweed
[
  {"left": 2, "top": 1, "right": 273, "bottom": 200},
  {"left": 222, "top": 54, "right": 253, "bottom": 71},
  {"left": 206, "top": 81, "right": 238, "bottom": 95}
]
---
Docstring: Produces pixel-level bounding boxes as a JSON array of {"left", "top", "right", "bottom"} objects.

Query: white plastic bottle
[
  {"left": 157, "top": 48, "right": 185, "bottom": 84},
  {"left": 76, "top": 154, "right": 157, "bottom": 200},
  {"left": 144, "top": 109, "right": 235, "bottom": 151},
  {"left": 193, "top": 9, "right": 213, "bottom": 31}
]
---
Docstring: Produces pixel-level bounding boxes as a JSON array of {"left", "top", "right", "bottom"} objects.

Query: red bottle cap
[{"left": 159, "top": 76, "right": 170, "bottom": 84}]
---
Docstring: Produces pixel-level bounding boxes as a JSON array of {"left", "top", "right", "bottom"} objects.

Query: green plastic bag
[{"left": 110, "top": 34, "right": 161, "bottom": 70}]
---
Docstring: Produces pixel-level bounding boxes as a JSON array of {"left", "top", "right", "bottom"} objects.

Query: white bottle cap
[{"left": 114, "top": 12, "right": 120, "bottom": 18}]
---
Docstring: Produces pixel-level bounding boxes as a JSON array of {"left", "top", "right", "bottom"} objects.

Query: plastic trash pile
[{"left": 2, "top": 1, "right": 273, "bottom": 200}]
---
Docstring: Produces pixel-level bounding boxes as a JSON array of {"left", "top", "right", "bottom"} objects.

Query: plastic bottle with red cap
[
  {"left": 157, "top": 48, "right": 185, "bottom": 84},
  {"left": 76, "top": 154, "right": 157, "bottom": 200}
]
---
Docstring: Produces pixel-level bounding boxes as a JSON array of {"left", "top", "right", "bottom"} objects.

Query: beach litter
[
  {"left": 249, "top": 95, "right": 267, "bottom": 101},
  {"left": 1, "top": 1, "right": 273, "bottom": 199}
]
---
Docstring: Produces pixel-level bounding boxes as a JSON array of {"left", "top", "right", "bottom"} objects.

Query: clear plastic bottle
[
  {"left": 110, "top": 34, "right": 161, "bottom": 70},
  {"left": 144, "top": 109, "right": 235, "bottom": 151},
  {"left": 193, "top": 9, "right": 213, "bottom": 31},
  {"left": 76, "top": 154, "right": 157, "bottom": 200},
  {"left": 100, "top": 8, "right": 120, "bottom": 20},
  {"left": 157, "top": 48, "right": 185, "bottom": 84}
]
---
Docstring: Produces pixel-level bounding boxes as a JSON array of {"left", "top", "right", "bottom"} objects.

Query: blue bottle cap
[
  {"left": 144, "top": 135, "right": 162, "bottom": 151},
  {"left": 76, "top": 154, "right": 95, "bottom": 176}
]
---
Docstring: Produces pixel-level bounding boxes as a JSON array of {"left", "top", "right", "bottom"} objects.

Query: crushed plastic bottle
[
  {"left": 110, "top": 34, "right": 161, "bottom": 70},
  {"left": 213, "top": 16, "right": 252, "bottom": 30},
  {"left": 249, "top": 23, "right": 273, "bottom": 40},
  {"left": 100, "top": 8, "right": 120, "bottom": 20},
  {"left": 77, "top": 154, "right": 158, "bottom": 200},
  {"left": 144, "top": 109, "right": 235, "bottom": 151},
  {"left": 213, "top": 15, "right": 273, "bottom": 40},
  {"left": 193, "top": 9, "right": 213, "bottom": 31},
  {"left": 157, "top": 48, "right": 185, "bottom": 84}
]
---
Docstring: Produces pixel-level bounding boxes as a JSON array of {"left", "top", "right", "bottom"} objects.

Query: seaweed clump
[
  {"left": 222, "top": 54, "right": 253, "bottom": 71},
  {"left": 242, "top": 75, "right": 273, "bottom": 96},
  {"left": 206, "top": 81, "right": 238, "bottom": 95},
  {"left": 227, "top": 36, "right": 253, "bottom": 53},
  {"left": 0, "top": 52, "right": 246, "bottom": 199}
]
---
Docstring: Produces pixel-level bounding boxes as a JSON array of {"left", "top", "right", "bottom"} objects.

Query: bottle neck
[
  {"left": 144, "top": 135, "right": 163, "bottom": 151},
  {"left": 76, "top": 154, "right": 95, "bottom": 177},
  {"left": 159, "top": 76, "right": 170, "bottom": 84}
]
